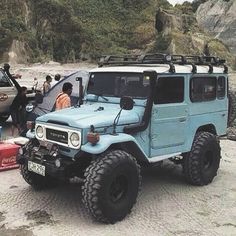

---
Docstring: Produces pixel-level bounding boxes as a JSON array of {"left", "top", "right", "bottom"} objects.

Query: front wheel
[
  {"left": 82, "top": 150, "right": 141, "bottom": 223},
  {"left": 183, "top": 132, "right": 221, "bottom": 186}
]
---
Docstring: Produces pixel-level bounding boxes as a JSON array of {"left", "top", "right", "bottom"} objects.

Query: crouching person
[{"left": 10, "top": 86, "right": 28, "bottom": 136}]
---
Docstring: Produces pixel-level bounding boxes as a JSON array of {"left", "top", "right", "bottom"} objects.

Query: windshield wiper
[{"left": 93, "top": 93, "right": 109, "bottom": 101}]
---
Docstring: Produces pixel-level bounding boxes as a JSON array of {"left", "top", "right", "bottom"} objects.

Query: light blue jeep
[{"left": 18, "top": 54, "right": 229, "bottom": 223}]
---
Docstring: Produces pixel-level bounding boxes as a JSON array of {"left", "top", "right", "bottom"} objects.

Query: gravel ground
[{"left": 0, "top": 139, "right": 235, "bottom": 236}]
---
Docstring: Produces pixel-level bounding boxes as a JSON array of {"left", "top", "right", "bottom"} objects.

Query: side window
[
  {"left": 217, "top": 76, "right": 225, "bottom": 99},
  {"left": 0, "top": 71, "right": 12, "bottom": 87},
  {"left": 190, "top": 77, "right": 216, "bottom": 102},
  {"left": 154, "top": 77, "right": 184, "bottom": 104}
]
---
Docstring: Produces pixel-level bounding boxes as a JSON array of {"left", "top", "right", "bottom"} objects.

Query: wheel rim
[
  {"left": 110, "top": 175, "right": 128, "bottom": 203},
  {"left": 203, "top": 150, "right": 213, "bottom": 170}
]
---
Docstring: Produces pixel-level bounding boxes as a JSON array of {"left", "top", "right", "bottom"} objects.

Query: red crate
[{"left": 0, "top": 142, "right": 20, "bottom": 171}]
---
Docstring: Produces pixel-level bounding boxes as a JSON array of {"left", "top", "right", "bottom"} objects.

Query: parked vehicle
[
  {"left": 18, "top": 54, "right": 231, "bottom": 223},
  {"left": 0, "top": 68, "right": 35, "bottom": 123}
]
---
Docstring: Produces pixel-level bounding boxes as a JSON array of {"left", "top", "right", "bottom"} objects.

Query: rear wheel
[
  {"left": 228, "top": 90, "right": 236, "bottom": 127},
  {"left": 183, "top": 132, "right": 221, "bottom": 186},
  {"left": 82, "top": 150, "right": 141, "bottom": 223}
]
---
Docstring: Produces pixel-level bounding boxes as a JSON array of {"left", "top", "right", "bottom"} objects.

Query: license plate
[{"left": 28, "top": 161, "right": 45, "bottom": 176}]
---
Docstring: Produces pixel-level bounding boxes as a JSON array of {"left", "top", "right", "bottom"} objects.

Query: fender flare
[{"left": 81, "top": 133, "right": 145, "bottom": 156}]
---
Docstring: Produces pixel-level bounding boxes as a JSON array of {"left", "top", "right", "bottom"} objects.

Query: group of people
[
  {"left": 3, "top": 63, "right": 73, "bottom": 136},
  {"left": 42, "top": 74, "right": 61, "bottom": 94},
  {"left": 41, "top": 74, "right": 73, "bottom": 110}
]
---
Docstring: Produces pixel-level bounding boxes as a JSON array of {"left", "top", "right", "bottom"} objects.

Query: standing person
[
  {"left": 32, "top": 77, "right": 38, "bottom": 91},
  {"left": 51, "top": 74, "right": 61, "bottom": 87},
  {"left": 3, "top": 63, "right": 21, "bottom": 91},
  {"left": 55, "top": 82, "right": 73, "bottom": 110},
  {"left": 42, "top": 75, "right": 52, "bottom": 94},
  {"left": 10, "top": 86, "right": 28, "bottom": 136}
]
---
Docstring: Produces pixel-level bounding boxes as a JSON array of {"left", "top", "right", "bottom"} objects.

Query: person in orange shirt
[{"left": 55, "top": 82, "right": 73, "bottom": 110}]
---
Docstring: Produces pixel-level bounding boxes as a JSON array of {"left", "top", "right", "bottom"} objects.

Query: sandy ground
[
  {"left": 0, "top": 63, "right": 236, "bottom": 235},
  {"left": 0, "top": 139, "right": 235, "bottom": 236},
  {"left": 8, "top": 61, "right": 96, "bottom": 90}
]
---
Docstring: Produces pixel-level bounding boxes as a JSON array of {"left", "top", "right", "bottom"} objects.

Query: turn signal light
[
  {"left": 27, "top": 121, "right": 35, "bottom": 130},
  {"left": 87, "top": 132, "right": 100, "bottom": 145}
]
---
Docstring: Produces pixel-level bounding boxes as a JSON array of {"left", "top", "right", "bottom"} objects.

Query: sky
[{"left": 167, "top": 0, "right": 194, "bottom": 5}]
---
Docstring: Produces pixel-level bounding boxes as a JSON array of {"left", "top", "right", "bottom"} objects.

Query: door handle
[{"left": 179, "top": 118, "right": 186, "bottom": 122}]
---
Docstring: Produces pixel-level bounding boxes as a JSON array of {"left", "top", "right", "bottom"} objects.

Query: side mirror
[
  {"left": 120, "top": 96, "right": 134, "bottom": 110},
  {"left": 35, "top": 92, "right": 44, "bottom": 104}
]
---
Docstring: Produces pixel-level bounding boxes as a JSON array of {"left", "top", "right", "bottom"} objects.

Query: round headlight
[
  {"left": 70, "top": 132, "right": 80, "bottom": 147},
  {"left": 36, "top": 126, "right": 44, "bottom": 138}
]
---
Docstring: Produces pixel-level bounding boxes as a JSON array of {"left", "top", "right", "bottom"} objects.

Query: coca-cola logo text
[{"left": 1, "top": 156, "right": 17, "bottom": 166}]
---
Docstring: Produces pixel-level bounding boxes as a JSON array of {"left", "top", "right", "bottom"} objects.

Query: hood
[{"left": 36, "top": 103, "right": 144, "bottom": 128}]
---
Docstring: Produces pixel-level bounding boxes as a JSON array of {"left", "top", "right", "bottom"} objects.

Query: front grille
[{"left": 46, "top": 128, "right": 68, "bottom": 144}]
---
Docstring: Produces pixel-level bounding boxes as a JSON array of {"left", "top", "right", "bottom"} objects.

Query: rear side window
[
  {"left": 190, "top": 77, "right": 216, "bottom": 102},
  {"left": 217, "top": 76, "right": 226, "bottom": 99},
  {"left": 154, "top": 77, "right": 184, "bottom": 104}
]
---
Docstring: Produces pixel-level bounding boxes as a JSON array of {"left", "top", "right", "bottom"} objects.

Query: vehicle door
[
  {"left": 150, "top": 75, "right": 188, "bottom": 158},
  {"left": 0, "top": 70, "right": 17, "bottom": 114}
]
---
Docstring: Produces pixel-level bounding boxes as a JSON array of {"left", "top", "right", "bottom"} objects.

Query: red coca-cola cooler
[{"left": 0, "top": 142, "right": 20, "bottom": 171}]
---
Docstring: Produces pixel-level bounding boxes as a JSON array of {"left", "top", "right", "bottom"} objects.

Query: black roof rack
[
  {"left": 98, "top": 53, "right": 228, "bottom": 73},
  {"left": 98, "top": 53, "right": 226, "bottom": 66}
]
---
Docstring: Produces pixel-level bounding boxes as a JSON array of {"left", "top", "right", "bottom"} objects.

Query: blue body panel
[
  {"left": 81, "top": 133, "right": 145, "bottom": 155},
  {"left": 34, "top": 73, "right": 228, "bottom": 162},
  {"left": 37, "top": 102, "right": 144, "bottom": 130}
]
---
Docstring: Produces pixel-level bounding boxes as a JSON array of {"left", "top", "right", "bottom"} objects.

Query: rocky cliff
[
  {"left": 0, "top": 0, "right": 235, "bottom": 67},
  {"left": 196, "top": 0, "right": 236, "bottom": 55},
  {"left": 150, "top": 5, "right": 234, "bottom": 67}
]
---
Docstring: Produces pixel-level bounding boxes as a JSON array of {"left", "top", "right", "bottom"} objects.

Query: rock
[
  {"left": 227, "top": 127, "right": 236, "bottom": 141},
  {"left": 196, "top": 0, "right": 236, "bottom": 55}
]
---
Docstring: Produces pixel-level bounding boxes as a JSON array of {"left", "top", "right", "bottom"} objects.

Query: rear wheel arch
[{"left": 196, "top": 124, "right": 217, "bottom": 135}]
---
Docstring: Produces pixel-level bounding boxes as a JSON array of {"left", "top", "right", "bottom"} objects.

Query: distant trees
[{"left": 191, "top": 0, "right": 208, "bottom": 12}]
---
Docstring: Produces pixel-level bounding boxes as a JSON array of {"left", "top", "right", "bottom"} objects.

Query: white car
[{"left": 0, "top": 68, "right": 35, "bottom": 123}]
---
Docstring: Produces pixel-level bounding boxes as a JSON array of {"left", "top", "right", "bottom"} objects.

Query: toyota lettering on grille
[{"left": 46, "top": 128, "right": 68, "bottom": 144}]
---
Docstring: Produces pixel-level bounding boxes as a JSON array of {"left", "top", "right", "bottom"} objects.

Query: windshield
[{"left": 87, "top": 72, "right": 150, "bottom": 99}]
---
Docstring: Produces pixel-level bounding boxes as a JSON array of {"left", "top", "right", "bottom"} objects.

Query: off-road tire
[
  {"left": 228, "top": 90, "right": 236, "bottom": 127},
  {"left": 82, "top": 150, "right": 141, "bottom": 223},
  {"left": 183, "top": 132, "right": 221, "bottom": 186},
  {"left": 20, "top": 163, "right": 57, "bottom": 190}
]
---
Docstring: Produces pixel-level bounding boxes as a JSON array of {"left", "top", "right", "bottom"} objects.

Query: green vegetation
[
  {"left": 0, "top": 0, "right": 235, "bottom": 67},
  {"left": 0, "top": 0, "right": 172, "bottom": 62}
]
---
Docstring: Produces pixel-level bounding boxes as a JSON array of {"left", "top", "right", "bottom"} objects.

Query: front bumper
[{"left": 17, "top": 144, "right": 75, "bottom": 179}]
